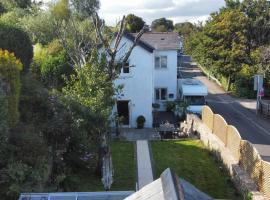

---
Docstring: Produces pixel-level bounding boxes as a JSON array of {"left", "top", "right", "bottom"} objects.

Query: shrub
[
  {"left": 0, "top": 49, "right": 23, "bottom": 127},
  {"left": 0, "top": 84, "right": 8, "bottom": 143},
  {"left": 0, "top": 22, "right": 33, "bottom": 72},
  {"left": 165, "top": 101, "right": 176, "bottom": 112},
  {"left": 136, "top": 115, "right": 145, "bottom": 129}
]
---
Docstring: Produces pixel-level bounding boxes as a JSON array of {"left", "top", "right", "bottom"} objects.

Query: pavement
[
  {"left": 120, "top": 128, "right": 160, "bottom": 141},
  {"left": 180, "top": 65, "right": 270, "bottom": 162},
  {"left": 136, "top": 140, "right": 154, "bottom": 189}
]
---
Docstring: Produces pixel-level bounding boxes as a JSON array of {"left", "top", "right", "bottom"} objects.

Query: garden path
[{"left": 136, "top": 140, "right": 154, "bottom": 189}]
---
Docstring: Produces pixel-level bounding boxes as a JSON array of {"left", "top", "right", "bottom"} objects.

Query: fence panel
[
  {"left": 213, "top": 114, "right": 228, "bottom": 145},
  {"left": 226, "top": 125, "right": 241, "bottom": 162},
  {"left": 240, "top": 140, "right": 262, "bottom": 188},
  {"left": 261, "top": 161, "right": 270, "bottom": 199},
  {"left": 202, "top": 106, "right": 214, "bottom": 131}
]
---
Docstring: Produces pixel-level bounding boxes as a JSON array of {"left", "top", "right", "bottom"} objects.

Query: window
[
  {"left": 155, "top": 56, "right": 167, "bottom": 68},
  {"left": 185, "top": 96, "right": 206, "bottom": 105},
  {"left": 123, "top": 62, "right": 130, "bottom": 73},
  {"left": 155, "top": 88, "right": 167, "bottom": 100}
]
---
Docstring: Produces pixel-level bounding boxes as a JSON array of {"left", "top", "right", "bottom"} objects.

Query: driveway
[{"left": 179, "top": 65, "right": 270, "bottom": 161}]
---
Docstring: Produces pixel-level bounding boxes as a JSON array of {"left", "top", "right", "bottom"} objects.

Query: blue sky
[{"left": 43, "top": 0, "right": 226, "bottom": 25}]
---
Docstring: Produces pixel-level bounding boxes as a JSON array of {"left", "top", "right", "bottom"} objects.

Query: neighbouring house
[{"left": 112, "top": 32, "right": 182, "bottom": 128}]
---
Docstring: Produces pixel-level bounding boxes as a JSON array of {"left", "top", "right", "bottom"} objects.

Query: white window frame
[
  {"left": 155, "top": 56, "right": 167, "bottom": 69},
  {"left": 155, "top": 88, "right": 168, "bottom": 101}
]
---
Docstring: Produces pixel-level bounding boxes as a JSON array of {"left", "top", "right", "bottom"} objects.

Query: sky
[
  {"left": 43, "top": 0, "right": 226, "bottom": 26},
  {"left": 99, "top": 0, "right": 226, "bottom": 26}
]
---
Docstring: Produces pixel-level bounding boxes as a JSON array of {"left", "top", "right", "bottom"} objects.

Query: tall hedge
[
  {"left": 0, "top": 22, "right": 33, "bottom": 72},
  {"left": 0, "top": 49, "right": 23, "bottom": 127}
]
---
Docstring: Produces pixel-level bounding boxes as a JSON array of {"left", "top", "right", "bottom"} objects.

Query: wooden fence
[{"left": 202, "top": 106, "right": 270, "bottom": 199}]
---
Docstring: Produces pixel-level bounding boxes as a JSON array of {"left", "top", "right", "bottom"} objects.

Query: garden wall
[{"left": 185, "top": 106, "right": 270, "bottom": 200}]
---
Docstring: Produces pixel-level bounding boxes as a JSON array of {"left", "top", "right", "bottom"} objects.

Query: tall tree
[
  {"left": 203, "top": 9, "right": 248, "bottom": 90},
  {"left": 125, "top": 14, "right": 145, "bottom": 33},
  {"left": 151, "top": 17, "right": 174, "bottom": 32}
]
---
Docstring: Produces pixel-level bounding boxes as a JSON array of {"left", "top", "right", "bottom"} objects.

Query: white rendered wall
[
  {"left": 114, "top": 37, "right": 153, "bottom": 128},
  {"left": 153, "top": 50, "right": 178, "bottom": 111}
]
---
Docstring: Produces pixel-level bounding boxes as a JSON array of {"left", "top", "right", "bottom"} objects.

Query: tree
[
  {"left": 0, "top": 49, "right": 23, "bottom": 127},
  {"left": 126, "top": 14, "right": 145, "bottom": 33},
  {"left": 0, "top": 23, "right": 33, "bottom": 72},
  {"left": 240, "top": 0, "right": 270, "bottom": 49},
  {"left": 203, "top": 9, "right": 248, "bottom": 90},
  {"left": 151, "top": 17, "right": 174, "bottom": 32}
]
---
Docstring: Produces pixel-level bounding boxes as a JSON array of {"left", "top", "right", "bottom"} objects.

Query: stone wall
[{"left": 182, "top": 113, "right": 267, "bottom": 200}]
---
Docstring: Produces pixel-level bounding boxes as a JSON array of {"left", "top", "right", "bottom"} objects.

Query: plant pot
[{"left": 137, "top": 123, "right": 144, "bottom": 129}]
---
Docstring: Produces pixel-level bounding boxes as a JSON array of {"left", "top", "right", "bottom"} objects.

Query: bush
[
  {"left": 136, "top": 115, "right": 145, "bottom": 129},
  {"left": 165, "top": 101, "right": 176, "bottom": 112},
  {"left": 0, "top": 22, "right": 33, "bottom": 72},
  {"left": 0, "top": 49, "right": 23, "bottom": 127},
  {"left": 0, "top": 84, "right": 8, "bottom": 143}
]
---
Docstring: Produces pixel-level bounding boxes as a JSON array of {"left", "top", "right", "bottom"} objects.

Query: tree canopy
[
  {"left": 126, "top": 14, "right": 145, "bottom": 33},
  {"left": 151, "top": 17, "right": 174, "bottom": 32}
]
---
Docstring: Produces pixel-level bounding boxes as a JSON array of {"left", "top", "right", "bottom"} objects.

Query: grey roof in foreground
[
  {"left": 131, "top": 32, "right": 181, "bottom": 51},
  {"left": 19, "top": 191, "right": 133, "bottom": 200},
  {"left": 19, "top": 169, "right": 213, "bottom": 200}
]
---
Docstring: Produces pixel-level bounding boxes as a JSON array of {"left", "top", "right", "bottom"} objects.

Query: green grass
[
  {"left": 63, "top": 141, "right": 135, "bottom": 192},
  {"left": 110, "top": 141, "right": 136, "bottom": 190},
  {"left": 151, "top": 140, "right": 241, "bottom": 199}
]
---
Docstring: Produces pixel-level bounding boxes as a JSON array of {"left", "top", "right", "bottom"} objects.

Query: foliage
[
  {"left": 0, "top": 7, "right": 27, "bottom": 25},
  {"left": 0, "top": 84, "right": 8, "bottom": 145},
  {"left": 0, "top": 22, "right": 33, "bottom": 72},
  {"left": 165, "top": 101, "right": 176, "bottom": 112},
  {"left": 21, "top": 11, "right": 56, "bottom": 44},
  {"left": 174, "top": 22, "right": 196, "bottom": 38},
  {"left": 152, "top": 140, "right": 241, "bottom": 199},
  {"left": 30, "top": 41, "right": 74, "bottom": 89},
  {"left": 71, "top": 0, "right": 99, "bottom": 18},
  {"left": 0, "top": 49, "right": 23, "bottom": 127},
  {"left": 151, "top": 17, "right": 174, "bottom": 32},
  {"left": 62, "top": 51, "right": 114, "bottom": 121},
  {"left": 136, "top": 115, "right": 145, "bottom": 125},
  {"left": 126, "top": 14, "right": 145, "bottom": 33}
]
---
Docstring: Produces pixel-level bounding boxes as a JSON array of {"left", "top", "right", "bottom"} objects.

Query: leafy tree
[
  {"left": 126, "top": 14, "right": 145, "bottom": 33},
  {"left": 174, "top": 22, "right": 196, "bottom": 38},
  {"left": 240, "top": 0, "right": 270, "bottom": 49},
  {"left": 20, "top": 10, "right": 56, "bottom": 44},
  {"left": 0, "top": 22, "right": 33, "bottom": 72},
  {"left": 203, "top": 9, "right": 248, "bottom": 90},
  {"left": 151, "top": 17, "right": 174, "bottom": 32},
  {"left": 0, "top": 2, "right": 6, "bottom": 14},
  {"left": 71, "top": 0, "right": 99, "bottom": 17},
  {"left": 0, "top": 49, "right": 23, "bottom": 127}
]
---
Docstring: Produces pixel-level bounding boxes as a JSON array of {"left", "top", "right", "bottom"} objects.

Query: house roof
[{"left": 130, "top": 32, "right": 181, "bottom": 51}]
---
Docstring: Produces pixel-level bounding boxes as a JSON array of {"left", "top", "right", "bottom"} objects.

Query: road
[{"left": 180, "top": 65, "right": 270, "bottom": 161}]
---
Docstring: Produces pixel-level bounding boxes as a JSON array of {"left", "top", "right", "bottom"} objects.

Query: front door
[{"left": 117, "top": 101, "right": 129, "bottom": 125}]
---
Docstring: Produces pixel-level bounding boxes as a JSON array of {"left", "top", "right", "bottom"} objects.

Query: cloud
[{"left": 99, "top": 0, "right": 225, "bottom": 25}]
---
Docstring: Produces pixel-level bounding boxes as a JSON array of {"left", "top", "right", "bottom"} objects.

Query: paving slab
[{"left": 136, "top": 140, "right": 154, "bottom": 189}]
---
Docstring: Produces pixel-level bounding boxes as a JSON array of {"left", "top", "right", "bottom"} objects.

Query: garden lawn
[
  {"left": 64, "top": 141, "right": 135, "bottom": 191},
  {"left": 110, "top": 141, "right": 136, "bottom": 190},
  {"left": 151, "top": 140, "right": 241, "bottom": 199}
]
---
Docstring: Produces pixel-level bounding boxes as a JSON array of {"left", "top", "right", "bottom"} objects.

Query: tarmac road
[{"left": 179, "top": 65, "right": 270, "bottom": 161}]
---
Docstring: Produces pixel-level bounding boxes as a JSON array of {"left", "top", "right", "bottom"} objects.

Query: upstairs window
[
  {"left": 123, "top": 62, "right": 130, "bottom": 73},
  {"left": 155, "top": 56, "right": 167, "bottom": 68},
  {"left": 155, "top": 88, "right": 167, "bottom": 100}
]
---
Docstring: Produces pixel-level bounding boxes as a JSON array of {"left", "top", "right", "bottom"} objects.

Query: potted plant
[{"left": 136, "top": 115, "right": 146, "bottom": 129}]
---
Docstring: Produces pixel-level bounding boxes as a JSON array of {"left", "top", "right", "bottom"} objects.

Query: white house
[{"left": 112, "top": 32, "right": 181, "bottom": 128}]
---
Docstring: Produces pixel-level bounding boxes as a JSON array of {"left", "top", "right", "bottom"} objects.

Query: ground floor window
[{"left": 155, "top": 88, "right": 167, "bottom": 100}]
